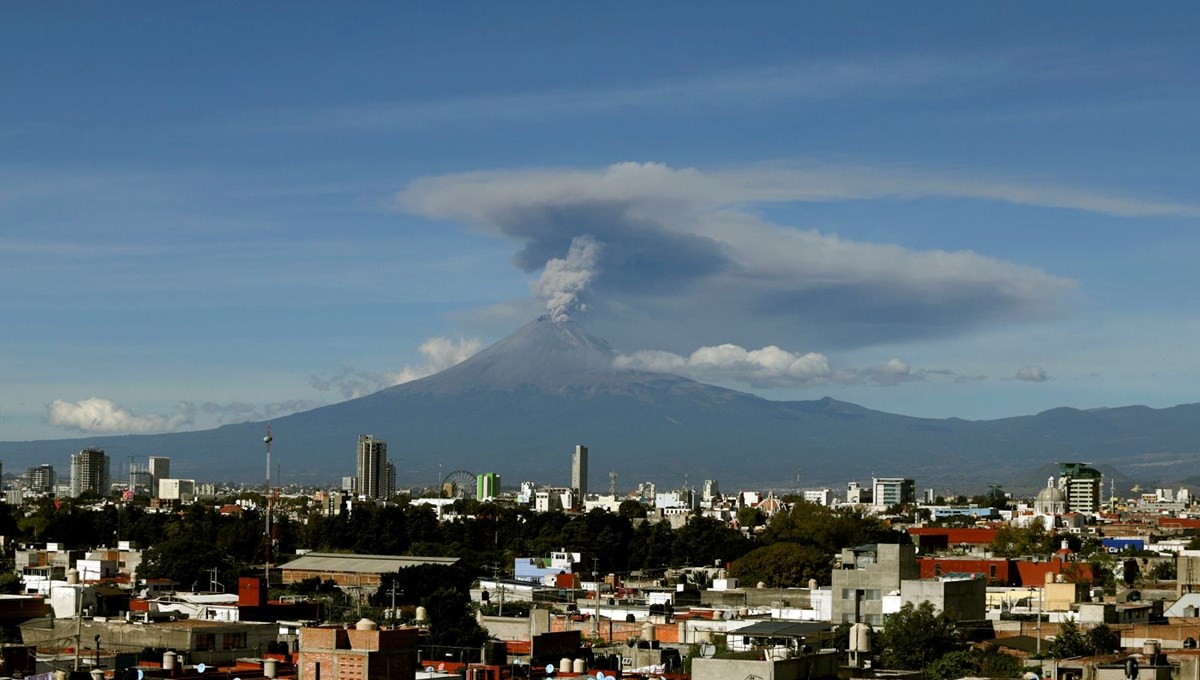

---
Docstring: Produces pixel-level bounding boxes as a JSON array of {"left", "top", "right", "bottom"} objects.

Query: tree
[
  {"left": 990, "top": 517, "right": 1053, "bottom": 557},
  {"left": 973, "top": 643, "right": 1023, "bottom": 678},
  {"left": 1048, "top": 618, "right": 1090, "bottom": 659},
  {"left": 736, "top": 506, "right": 765, "bottom": 529},
  {"left": 926, "top": 650, "right": 976, "bottom": 680},
  {"left": 876, "top": 601, "right": 960, "bottom": 670},
  {"left": 1151, "top": 559, "right": 1176, "bottom": 581},
  {"left": 422, "top": 587, "right": 487, "bottom": 649},
  {"left": 618, "top": 500, "right": 647, "bottom": 519},
  {"left": 729, "top": 543, "right": 830, "bottom": 587},
  {"left": 1087, "top": 624, "right": 1119, "bottom": 655}
]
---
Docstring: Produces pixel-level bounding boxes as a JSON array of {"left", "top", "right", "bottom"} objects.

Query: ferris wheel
[{"left": 441, "top": 469, "right": 477, "bottom": 498}]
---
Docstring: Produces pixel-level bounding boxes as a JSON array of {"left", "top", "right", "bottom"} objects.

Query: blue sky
[{"left": 2, "top": 3, "right": 1198, "bottom": 440}]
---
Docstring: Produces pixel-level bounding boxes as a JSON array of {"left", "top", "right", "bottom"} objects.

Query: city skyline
[{"left": 3, "top": 5, "right": 1198, "bottom": 442}]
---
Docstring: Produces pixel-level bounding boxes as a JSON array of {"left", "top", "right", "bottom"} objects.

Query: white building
[
  {"left": 571, "top": 445, "right": 588, "bottom": 507},
  {"left": 158, "top": 478, "right": 196, "bottom": 502},
  {"left": 803, "top": 489, "right": 832, "bottom": 506}
]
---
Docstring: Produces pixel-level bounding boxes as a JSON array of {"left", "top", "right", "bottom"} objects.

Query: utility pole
[
  {"left": 389, "top": 580, "right": 397, "bottom": 622},
  {"left": 263, "top": 425, "right": 273, "bottom": 588},
  {"left": 592, "top": 557, "right": 600, "bottom": 639},
  {"left": 73, "top": 584, "right": 83, "bottom": 671}
]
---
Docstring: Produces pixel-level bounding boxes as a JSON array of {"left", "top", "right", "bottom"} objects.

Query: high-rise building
[
  {"left": 872, "top": 477, "right": 916, "bottom": 509},
  {"left": 148, "top": 457, "right": 170, "bottom": 496},
  {"left": 1059, "top": 462, "right": 1102, "bottom": 513},
  {"left": 571, "top": 444, "right": 588, "bottom": 506},
  {"left": 702, "top": 479, "right": 720, "bottom": 502},
  {"left": 128, "top": 466, "right": 154, "bottom": 497},
  {"left": 355, "top": 435, "right": 389, "bottom": 500},
  {"left": 27, "top": 464, "right": 55, "bottom": 494},
  {"left": 70, "top": 448, "right": 110, "bottom": 497},
  {"left": 477, "top": 472, "right": 500, "bottom": 500}
]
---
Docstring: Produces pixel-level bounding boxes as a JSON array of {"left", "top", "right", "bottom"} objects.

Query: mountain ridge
[{"left": 3, "top": 317, "right": 1199, "bottom": 491}]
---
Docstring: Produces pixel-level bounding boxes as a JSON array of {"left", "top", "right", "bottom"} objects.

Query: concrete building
[
  {"left": 476, "top": 472, "right": 500, "bottom": 501},
  {"left": 128, "top": 466, "right": 154, "bottom": 497},
  {"left": 279, "top": 552, "right": 459, "bottom": 592},
  {"left": 148, "top": 456, "right": 170, "bottom": 496},
  {"left": 1059, "top": 462, "right": 1102, "bottom": 513},
  {"left": 21, "top": 616, "right": 278, "bottom": 666},
  {"left": 803, "top": 489, "right": 832, "bottom": 506},
  {"left": 571, "top": 444, "right": 588, "bottom": 506},
  {"left": 900, "top": 576, "right": 986, "bottom": 620},
  {"left": 872, "top": 477, "right": 916, "bottom": 509},
  {"left": 298, "top": 620, "right": 419, "bottom": 680},
  {"left": 70, "top": 447, "right": 110, "bottom": 497},
  {"left": 846, "top": 481, "right": 872, "bottom": 505},
  {"left": 158, "top": 478, "right": 196, "bottom": 502},
  {"left": 27, "top": 464, "right": 55, "bottom": 494},
  {"left": 355, "top": 435, "right": 389, "bottom": 500},
  {"left": 702, "top": 479, "right": 720, "bottom": 502},
  {"left": 831, "top": 543, "right": 919, "bottom": 625}
]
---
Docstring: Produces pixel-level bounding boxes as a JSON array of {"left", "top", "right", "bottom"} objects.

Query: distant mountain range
[{"left": 3, "top": 316, "right": 1199, "bottom": 493}]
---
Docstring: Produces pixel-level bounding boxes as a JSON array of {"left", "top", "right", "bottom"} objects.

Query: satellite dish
[
  {"left": 137, "top": 672, "right": 144, "bottom": 680},
  {"left": 722, "top": 610, "right": 734, "bottom": 620},
  {"left": 700, "top": 643, "right": 716, "bottom": 658},
  {"left": 546, "top": 663, "right": 556, "bottom": 675},
  {"left": 425, "top": 667, "right": 434, "bottom": 673},
  {"left": 197, "top": 664, "right": 207, "bottom": 674},
  {"left": 597, "top": 673, "right": 607, "bottom": 680}
]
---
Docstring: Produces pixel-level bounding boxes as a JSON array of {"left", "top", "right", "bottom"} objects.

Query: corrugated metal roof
[
  {"left": 732, "top": 621, "right": 831, "bottom": 638},
  {"left": 280, "top": 552, "right": 459, "bottom": 574}
]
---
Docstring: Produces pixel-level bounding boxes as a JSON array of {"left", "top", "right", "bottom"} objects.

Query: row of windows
[
  {"left": 194, "top": 632, "right": 248, "bottom": 650},
  {"left": 840, "top": 588, "right": 881, "bottom": 600}
]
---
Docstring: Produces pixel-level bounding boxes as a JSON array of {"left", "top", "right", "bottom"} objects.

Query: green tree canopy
[
  {"left": 729, "top": 543, "right": 831, "bottom": 587},
  {"left": 876, "top": 601, "right": 961, "bottom": 670}
]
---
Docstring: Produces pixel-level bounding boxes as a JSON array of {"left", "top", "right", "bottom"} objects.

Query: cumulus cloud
[
  {"left": 387, "top": 336, "right": 485, "bottom": 384},
  {"left": 398, "top": 161, "right": 1089, "bottom": 352},
  {"left": 46, "top": 397, "right": 325, "bottom": 434},
  {"left": 310, "top": 336, "right": 484, "bottom": 398},
  {"left": 615, "top": 344, "right": 958, "bottom": 388},
  {"left": 1014, "top": 365, "right": 1051, "bottom": 382},
  {"left": 48, "top": 398, "right": 193, "bottom": 434}
]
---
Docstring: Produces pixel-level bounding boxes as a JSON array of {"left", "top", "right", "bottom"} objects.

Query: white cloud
[
  {"left": 1014, "top": 365, "right": 1051, "bottom": 382},
  {"left": 310, "top": 336, "right": 485, "bottom": 398},
  {"left": 262, "top": 55, "right": 1001, "bottom": 135},
  {"left": 386, "top": 336, "right": 485, "bottom": 384},
  {"left": 615, "top": 344, "right": 956, "bottom": 388},
  {"left": 399, "top": 161, "right": 1107, "bottom": 352},
  {"left": 48, "top": 397, "right": 193, "bottom": 434},
  {"left": 45, "top": 396, "right": 324, "bottom": 434}
]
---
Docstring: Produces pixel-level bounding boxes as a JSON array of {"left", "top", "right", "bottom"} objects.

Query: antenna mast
[{"left": 264, "top": 425, "right": 273, "bottom": 587}]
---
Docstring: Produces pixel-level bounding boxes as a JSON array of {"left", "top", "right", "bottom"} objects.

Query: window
[
  {"left": 990, "top": 565, "right": 998, "bottom": 579},
  {"left": 196, "top": 633, "right": 215, "bottom": 651},
  {"left": 222, "top": 633, "right": 247, "bottom": 650}
]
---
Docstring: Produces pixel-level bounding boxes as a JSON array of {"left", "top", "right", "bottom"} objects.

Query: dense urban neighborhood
[{"left": 2, "top": 443, "right": 1200, "bottom": 680}]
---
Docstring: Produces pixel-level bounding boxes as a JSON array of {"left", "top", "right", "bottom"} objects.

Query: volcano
[{"left": 4, "top": 316, "right": 1200, "bottom": 491}]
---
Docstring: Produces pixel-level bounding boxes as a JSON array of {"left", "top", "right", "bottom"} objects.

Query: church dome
[{"left": 1036, "top": 486, "right": 1065, "bottom": 503}]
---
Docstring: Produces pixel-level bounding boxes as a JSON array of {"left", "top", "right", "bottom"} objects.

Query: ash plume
[{"left": 530, "top": 234, "right": 602, "bottom": 322}]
